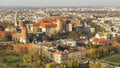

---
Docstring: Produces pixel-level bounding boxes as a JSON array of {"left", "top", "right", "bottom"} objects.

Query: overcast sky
[{"left": 0, "top": 0, "right": 120, "bottom": 7}]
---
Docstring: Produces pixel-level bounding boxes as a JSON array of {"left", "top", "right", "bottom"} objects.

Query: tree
[
  {"left": 89, "top": 61, "right": 101, "bottom": 68},
  {"left": 101, "top": 64, "right": 107, "bottom": 68},
  {"left": 2, "top": 34, "right": 7, "bottom": 41},
  {"left": 63, "top": 65, "right": 67, "bottom": 68},
  {"left": 115, "top": 35, "right": 120, "bottom": 43},
  {"left": 45, "top": 64, "right": 51, "bottom": 68},
  {"left": 23, "top": 54, "right": 28, "bottom": 63},
  {"left": 68, "top": 32, "right": 79, "bottom": 39},
  {"left": 2, "top": 57, "right": 7, "bottom": 63},
  {"left": 67, "top": 60, "right": 78, "bottom": 68},
  {"left": 75, "top": 27, "right": 79, "bottom": 33},
  {"left": 73, "top": 61, "right": 79, "bottom": 68},
  {"left": 95, "top": 61, "right": 101, "bottom": 68},
  {"left": 59, "top": 64, "right": 64, "bottom": 68},
  {"left": 86, "top": 48, "right": 97, "bottom": 58},
  {"left": 27, "top": 45, "right": 38, "bottom": 63},
  {"left": 23, "top": 47, "right": 28, "bottom": 54},
  {"left": 1, "top": 33, "right": 12, "bottom": 41},
  {"left": 6, "top": 46, "right": 12, "bottom": 54},
  {"left": 31, "top": 62, "right": 40, "bottom": 68},
  {"left": 89, "top": 61, "right": 95, "bottom": 68},
  {"left": 67, "top": 61, "right": 73, "bottom": 68}
]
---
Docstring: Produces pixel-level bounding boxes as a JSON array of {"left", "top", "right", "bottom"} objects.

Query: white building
[{"left": 57, "top": 39, "right": 76, "bottom": 47}]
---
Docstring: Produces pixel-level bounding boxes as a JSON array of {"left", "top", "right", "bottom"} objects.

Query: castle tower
[
  {"left": 55, "top": 18, "right": 62, "bottom": 32},
  {"left": 20, "top": 27, "right": 27, "bottom": 43},
  {"left": 14, "top": 11, "right": 18, "bottom": 26},
  {"left": 18, "top": 20, "right": 23, "bottom": 27}
]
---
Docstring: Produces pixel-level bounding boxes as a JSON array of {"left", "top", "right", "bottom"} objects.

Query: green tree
[
  {"left": 2, "top": 57, "right": 7, "bottom": 63},
  {"left": 2, "top": 34, "right": 7, "bottom": 41},
  {"left": 67, "top": 61, "right": 72, "bottom": 68},
  {"left": 68, "top": 32, "right": 79, "bottom": 39},
  {"left": 6, "top": 46, "right": 12, "bottom": 54},
  {"left": 27, "top": 45, "right": 38, "bottom": 63},
  {"left": 23, "top": 54, "right": 28, "bottom": 63}
]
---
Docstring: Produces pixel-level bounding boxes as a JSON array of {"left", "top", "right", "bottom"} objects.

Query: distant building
[
  {"left": 26, "top": 17, "right": 73, "bottom": 35},
  {"left": 37, "top": 40, "right": 86, "bottom": 63},
  {"left": 14, "top": 11, "right": 23, "bottom": 27},
  {"left": 0, "top": 27, "right": 27, "bottom": 43},
  {"left": 56, "top": 39, "right": 76, "bottom": 47},
  {"left": 26, "top": 18, "right": 57, "bottom": 35},
  {"left": 90, "top": 28, "right": 95, "bottom": 33},
  {"left": 95, "top": 32, "right": 108, "bottom": 39},
  {"left": 55, "top": 18, "right": 62, "bottom": 32},
  {"left": 53, "top": 46, "right": 86, "bottom": 63},
  {"left": 65, "top": 20, "right": 72, "bottom": 32}
]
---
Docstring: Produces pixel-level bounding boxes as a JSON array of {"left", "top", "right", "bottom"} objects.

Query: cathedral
[{"left": 0, "top": 11, "right": 27, "bottom": 43}]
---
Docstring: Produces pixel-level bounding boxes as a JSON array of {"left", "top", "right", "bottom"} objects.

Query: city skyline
[{"left": 0, "top": 0, "right": 120, "bottom": 7}]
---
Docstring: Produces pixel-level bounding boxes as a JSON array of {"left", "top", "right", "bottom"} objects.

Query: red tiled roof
[
  {"left": 78, "top": 47, "right": 83, "bottom": 51},
  {"left": 93, "top": 38, "right": 108, "bottom": 43},
  {"left": 55, "top": 50, "right": 68, "bottom": 54},
  {"left": 55, "top": 50, "right": 63, "bottom": 54},
  {"left": 111, "top": 41, "right": 118, "bottom": 46},
  {"left": 33, "top": 20, "right": 57, "bottom": 28},
  {"left": 0, "top": 31, "right": 21, "bottom": 35},
  {"left": 68, "top": 49, "right": 74, "bottom": 53},
  {"left": 33, "top": 18, "right": 63, "bottom": 28},
  {"left": 93, "top": 38, "right": 118, "bottom": 45}
]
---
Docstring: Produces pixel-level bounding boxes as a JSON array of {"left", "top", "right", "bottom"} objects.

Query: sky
[{"left": 0, "top": 0, "right": 120, "bottom": 7}]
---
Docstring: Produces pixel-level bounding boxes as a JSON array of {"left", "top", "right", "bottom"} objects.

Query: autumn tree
[
  {"left": 86, "top": 48, "right": 97, "bottom": 58},
  {"left": 89, "top": 61, "right": 95, "bottom": 68},
  {"left": 45, "top": 64, "right": 51, "bottom": 68},
  {"left": 95, "top": 61, "right": 101, "bottom": 68}
]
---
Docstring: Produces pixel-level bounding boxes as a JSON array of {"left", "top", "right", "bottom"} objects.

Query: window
[{"left": 37, "top": 28, "right": 42, "bottom": 32}]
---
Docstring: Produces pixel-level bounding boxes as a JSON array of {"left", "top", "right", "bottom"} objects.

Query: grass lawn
[
  {"left": 0, "top": 45, "right": 32, "bottom": 68},
  {"left": 7, "top": 56, "right": 23, "bottom": 68},
  {"left": 0, "top": 63, "right": 8, "bottom": 68},
  {"left": 101, "top": 54, "right": 120, "bottom": 65},
  {"left": 7, "top": 56, "right": 31, "bottom": 68}
]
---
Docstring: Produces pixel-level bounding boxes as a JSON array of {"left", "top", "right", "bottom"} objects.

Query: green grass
[
  {"left": 0, "top": 45, "right": 30, "bottom": 68},
  {"left": 101, "top": 54, "right": 120, "bottom": 65},
  {"left": 7, "top": 56, "right": 23, "bottom": 68},
  {"left": 0, "top": 63, "right": 8, "bottom": 68}
]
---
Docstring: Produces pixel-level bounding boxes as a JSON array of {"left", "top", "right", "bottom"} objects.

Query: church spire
[{"left": 14, "top": 11, "right": 18, "bottom": 26}]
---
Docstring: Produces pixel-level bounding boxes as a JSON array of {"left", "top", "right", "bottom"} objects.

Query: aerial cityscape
[{"left": 0, "top": 0, "right": 120, "bottom": 68}]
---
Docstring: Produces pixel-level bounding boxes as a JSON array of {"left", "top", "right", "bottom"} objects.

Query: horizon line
[{"left": 0, "top": 6, "right": 120, "bottom": 8}]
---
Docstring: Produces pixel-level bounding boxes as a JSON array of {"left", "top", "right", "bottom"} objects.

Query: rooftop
[{"left": 33, "top": 18, "right": 57, "bottom": 28}]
